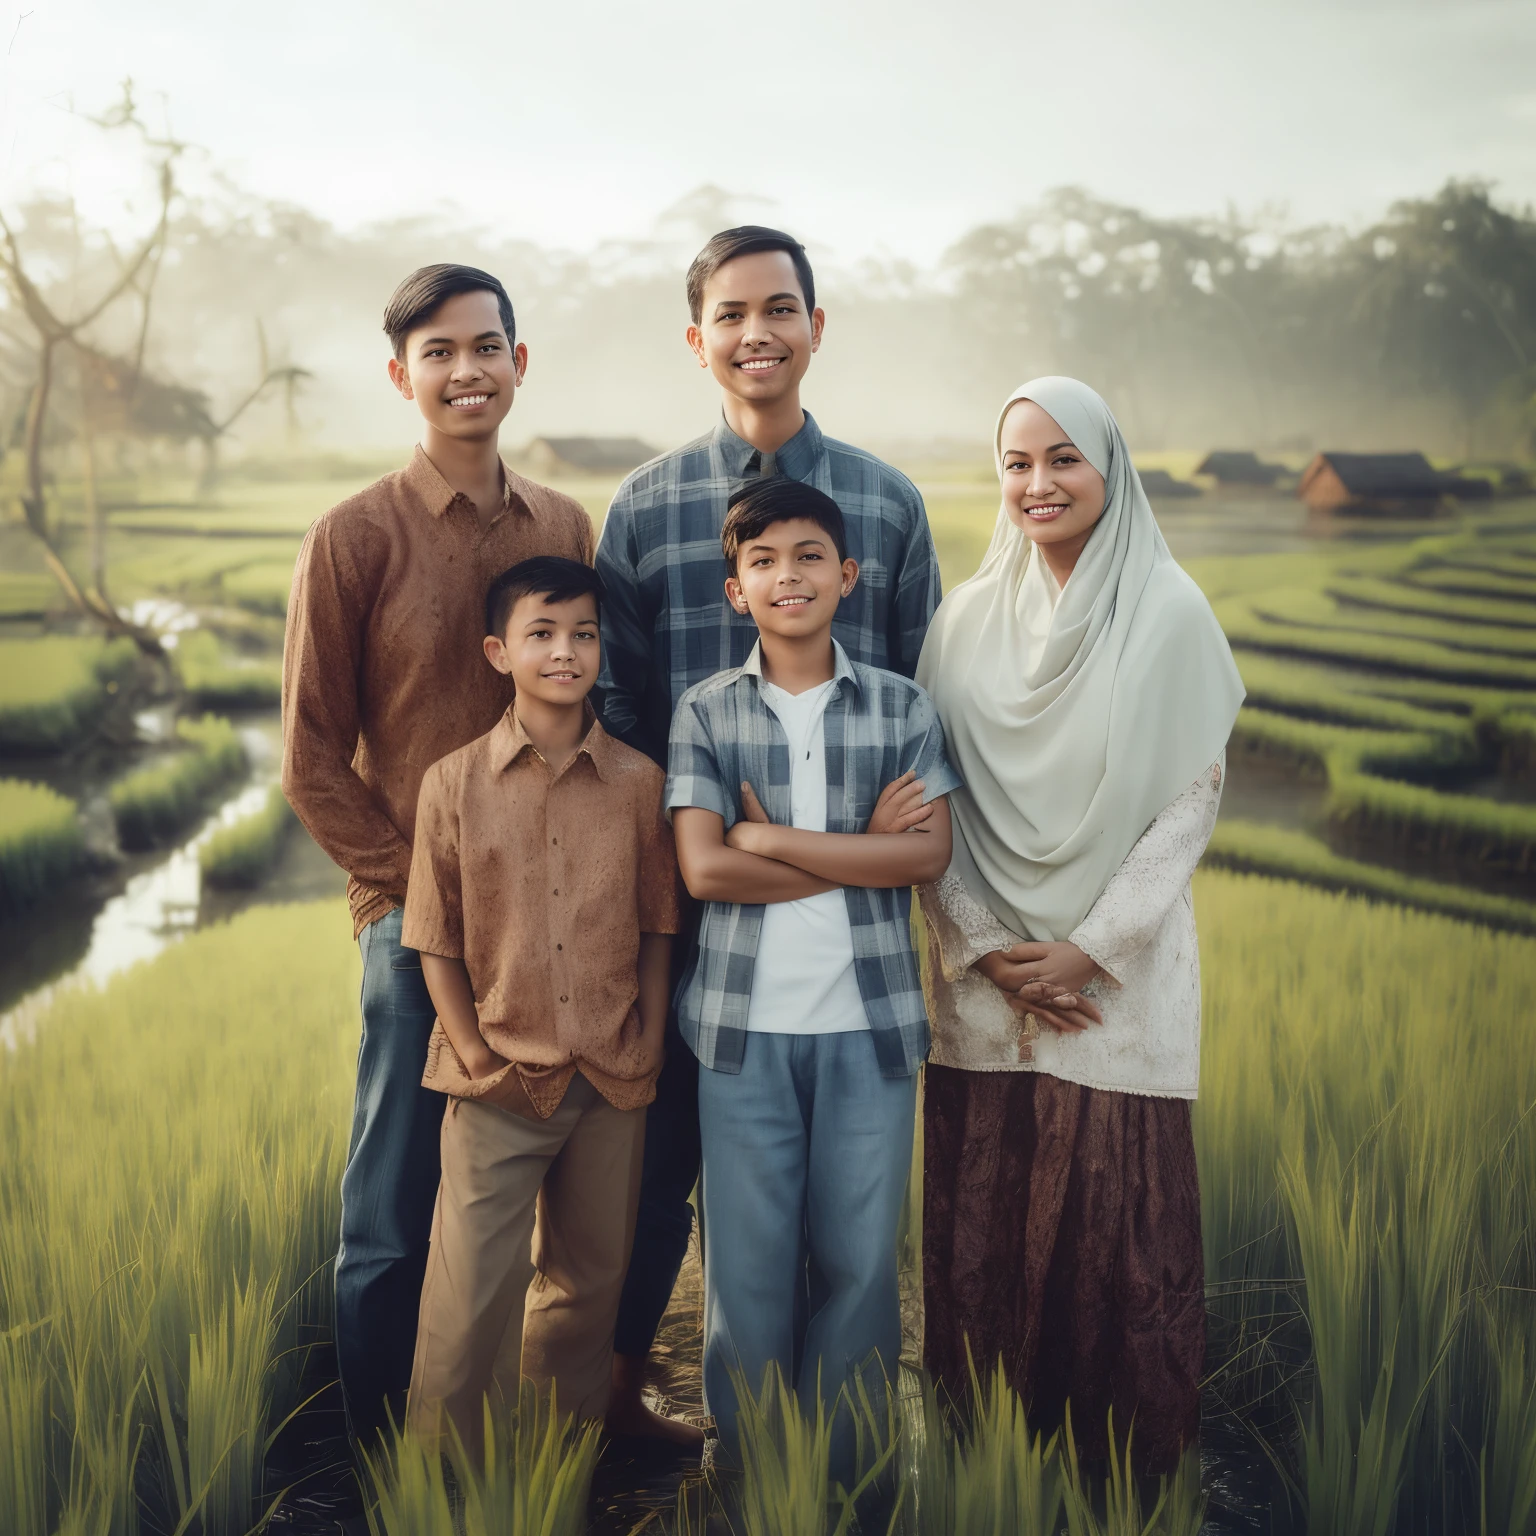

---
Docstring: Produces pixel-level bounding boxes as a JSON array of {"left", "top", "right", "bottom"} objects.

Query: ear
[
  {"left": 388, "top": 357, "right": 414, "bottom": 400},
  {"left": 724, "top": 574, "right": 750, "bottom": 615},
  {"left": 511, "top": 341, "right": 529, "bottom": 387},
  {"left": 839, "top": 557, "right": 859, "bottom": 597},
  {"left": 483, "top": 633, "right": 513, "bottom": 674},
  {"left": 809, "top": 306, "right": 826, "bottom": 354},
  {"left": 686, "top": 323, "right": 708, "bottom": 369}
]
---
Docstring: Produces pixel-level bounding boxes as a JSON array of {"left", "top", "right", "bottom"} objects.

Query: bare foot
[{"left": 606, "top": 1353, "right": 705, "bottom": 1453}]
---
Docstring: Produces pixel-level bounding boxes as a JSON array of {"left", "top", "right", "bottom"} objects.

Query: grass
[
  {"left": 109, "top": 714, "right": 247, "bottom": 850},
  {"left": 0, "top": 902, "right": 353, "bottom": 1536},
  {"left": 0, "top": 635, "right": 142, "bottom": 754},
  {"left": 0, "top": 779, "right": 85, "bottom": 913},
  {"left": 4, "top": 875, "right": 1524, "bottom": 1534},
  {"left": 221, "top": 558, "right": 297, "bottom": 617},
  {"left": 174, "top": 629, "right": 282, "bottom": 710},
  {"left": 1204, "top": 818, "right": 1536, "bottom": 932},
  {"left": 1252, "top": 586, "right": 1536, "bottom": 659},
  {"left": 201, "top": 785, "right": 296, "bottom": 888}
]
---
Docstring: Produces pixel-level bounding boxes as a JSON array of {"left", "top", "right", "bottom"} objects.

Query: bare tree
[{"left": 0, "top": 81, "right": 179, "bottom": 641}]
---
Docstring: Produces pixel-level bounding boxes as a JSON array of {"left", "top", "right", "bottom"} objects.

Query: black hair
[
  {"left": 685, "top": 226, "right": 816, "bottom": 325},
  {"left": 383, "top": 264, "right": 516, "bottom": 360},
  {"left": 721, "top": 478, "right": 848, "bottom": 574},
  {"left": 484, "top": 557, "right": 604, "bottom": 639}
]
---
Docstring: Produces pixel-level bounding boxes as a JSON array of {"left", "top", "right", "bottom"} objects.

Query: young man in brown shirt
[
  {"left": 281, "top": 265, "right": 593, "bottom": 1452},
  {"left": 402, "top": 556, "right": 677, "bottom": 1452}
]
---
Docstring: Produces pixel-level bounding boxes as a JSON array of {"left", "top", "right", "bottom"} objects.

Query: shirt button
[
  {"left": 557, "top": 943, "right": 563, "bottom": 951},
  {"left": 560, "top": 995, "right": 568, "bottom": 1003}
]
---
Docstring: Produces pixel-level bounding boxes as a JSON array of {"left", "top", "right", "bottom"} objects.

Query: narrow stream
[{"left": 0, "top": 713, "right": 342, "bottom": 1048}]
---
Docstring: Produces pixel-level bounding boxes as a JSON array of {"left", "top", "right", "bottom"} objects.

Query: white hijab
[{"left": 916, "top": 376, "right": 1244, "bottom": 942}]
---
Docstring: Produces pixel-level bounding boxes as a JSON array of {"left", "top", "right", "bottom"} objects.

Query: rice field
[
  {"left": 1, "top": 875, "right": 1530, "bottom": 1534},
  {"left": 175, "top": 630, "right": 283, "bottom": 710},
  {"left": 109, "top": 714, "right": 248, "bottom": 850},
  {"left": 0, "top": 779, "right": 85, "bottom": 912},
  {"left": 200, "top": 784, "right": 296, "bottom": 887},
  {"left": 0, "top": 635, "right": 142, "bottom": 754}
]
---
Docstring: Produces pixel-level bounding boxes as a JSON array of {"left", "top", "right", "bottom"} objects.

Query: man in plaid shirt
[
  {"left": 667, "top": 477, "right": 957, "bottom": 1470},
  {"left": 595, "top": 226, "right": 941, "bottom": 1446}
]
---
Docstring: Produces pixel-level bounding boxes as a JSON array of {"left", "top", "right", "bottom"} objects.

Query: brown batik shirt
[
  {"left": 281, "top": 446, "right": 594, "bottom": 935},
  {"left": 401, "top": 706, "right": 681, "bottom": 1117}
]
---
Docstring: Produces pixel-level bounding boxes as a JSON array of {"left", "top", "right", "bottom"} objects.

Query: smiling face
[
  {"left": 387, "top": 288, "right": 527, "bottom": 441},
  {"left": 482, "top": 591, "right": 600, "bottom": 708},
  {"left": 724, "top": 516, "right": 858, "bottom": 640},
  {"left": 687, "top": 250, "right": 824, "bottom": 407},
  {"left": 998, "top": 399, "right": 1108, "bottom": 562}
]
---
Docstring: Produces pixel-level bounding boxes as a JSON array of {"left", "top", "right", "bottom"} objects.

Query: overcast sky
[{"left": 1, "top": 0, "right": 1532, "bottom": 264}]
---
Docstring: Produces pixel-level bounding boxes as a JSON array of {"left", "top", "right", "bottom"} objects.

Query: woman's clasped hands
[{"left": 973, "top": 940, "right": 1104, "bottom": 1035}]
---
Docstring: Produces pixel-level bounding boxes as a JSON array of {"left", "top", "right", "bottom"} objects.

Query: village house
[
  {"left": 519, "top": 436, "right": 658, "bottom": 478},
  {"left": 1298, "top": 452, "right": 1449, "bottom": 517},
  {"left": 1196, "top": 450, "right": 1288, "bottom": 487}
]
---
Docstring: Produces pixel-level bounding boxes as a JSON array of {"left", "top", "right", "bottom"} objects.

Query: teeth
[
  {"left": 449, "top": 394, "right": 489, "bottom": 407},
  {"left": 739, "top": 359, "right": 781, "bottom": 371}
]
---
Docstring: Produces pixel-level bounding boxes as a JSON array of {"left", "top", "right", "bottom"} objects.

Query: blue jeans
[
  {"left": 697, "top": 1030, "right": 917, "bottom": 1474},
  {"left": 336, "top": 907, "right": 446, "bottom": 1449}
]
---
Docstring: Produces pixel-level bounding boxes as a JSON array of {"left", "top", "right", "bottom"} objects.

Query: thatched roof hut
[
  {"left": 1195, "top": 450, "right": 1286, "bottom": 486},
  {"left": 1298, "top": 452, "right": 1446, "bottom": 517}
]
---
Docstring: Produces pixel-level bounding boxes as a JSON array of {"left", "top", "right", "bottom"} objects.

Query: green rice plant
[
  {"left": 0, "top": 901, "right": 354, "bottom": 1536},
  {"left": 1234, "top": 652, "right": 1463, "bottom": 735},
  {"left": 1229, "top": 708, "right": 1472, "bottom": 784},
  {"left": 362, "top": 1384, "right": 600, "bottom": 1536},
  {"left": 1252, "top": 586, "right": 1536, "bottom": 660},
  {"left": 1327, "top": 767, "right": 1536, "bottom": 879},
  {"left": 0, "top": 635, "right": 141, "bottom": 753},
  {"left": 200, "top": 786, "right": 296, "bottom": 888},
  {"left": 1326, "top": 574, "right": 1536, "bottom": 631},
  {"left": 0, "top": 571, "right": 60, "bottom": 620},
  {"left": 1217, "top": 597, "right": 1536, "bottom": 688},
  {"left": 0, "top": 779, "right": 86, "bottom": 912},
  {"left": 110, "top": 714, "right": 247, "bottom": 850},
  {"left": 220, "top": 559, "right": 297, "bottom": 617},
  {"left": 1399, "top": 565, "right": 1536, "bottom": 605},
  {"left": 1203, "top": 819, "right": 1536, "bottom": 933},
  {"left": 1059, "top": 1414, "right": 1205, "bottom": 1536},
  {"left": 174, "top": 630, "right": 281, "bottom": 710}
]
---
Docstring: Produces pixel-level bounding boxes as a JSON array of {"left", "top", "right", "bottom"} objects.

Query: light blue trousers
[{"left": 697, "top": 1029, "right": 917, "bottom": 1472}]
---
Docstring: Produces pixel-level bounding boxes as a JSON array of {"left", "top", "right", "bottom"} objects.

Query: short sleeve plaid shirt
[{"left": 666, "top": 640, "right": 963, "bottom": 1079}]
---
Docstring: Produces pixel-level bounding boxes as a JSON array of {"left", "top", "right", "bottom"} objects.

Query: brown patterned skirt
[{"left": 922, "top": 1064, "right": 1204, "bottom": 1474}]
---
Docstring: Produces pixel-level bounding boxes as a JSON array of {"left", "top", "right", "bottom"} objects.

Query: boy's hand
[
  {"left": 739, "top": 780, "right": 773, "bottom": 824},
  {"left": 460, "top": 1040, "right": 510, "bottom": 1080},
  {"left": 868, "top": 770, "right": 934, "bottom": 835}
]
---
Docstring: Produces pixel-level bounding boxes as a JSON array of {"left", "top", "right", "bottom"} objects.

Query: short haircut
[
  {"left": 484, "top": 557, "right": 604, "bottom": 639},
  {"left": 686, "top": 226, "right": 816, "bottom": 325},
  {"left": 721, "top": 478, "right": 848, "bottom": 574},
  {"left": 383, "top": 264, "right": 516, "bottom": 360}
]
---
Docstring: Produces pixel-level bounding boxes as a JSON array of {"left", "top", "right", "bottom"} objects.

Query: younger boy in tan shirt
[{"left": 402, "top": 555, "right": 678, "bottom": 1450}]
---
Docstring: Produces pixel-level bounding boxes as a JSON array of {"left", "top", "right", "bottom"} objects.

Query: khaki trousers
[{"left": 407, "top": 1073, "right": 646, "bottom": 1451}]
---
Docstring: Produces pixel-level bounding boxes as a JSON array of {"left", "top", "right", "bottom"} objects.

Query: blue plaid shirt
[
  {"left": 595, "top": 412, "right": 942, "bottom": 766},
  {"left": 666, "top": 641, "right": 962, "bottom": 1079}
]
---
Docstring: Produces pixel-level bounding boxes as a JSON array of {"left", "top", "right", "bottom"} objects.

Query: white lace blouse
[{"left": 919, "top": 755, "right": 1224, "bottom": 1100}]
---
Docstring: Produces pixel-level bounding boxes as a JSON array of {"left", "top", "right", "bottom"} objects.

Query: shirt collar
[
  {"left": 712, "top": 410, "right": 824, "bottom": 483},
  {"left": 490, "top": 700, "right": 616, "bottom": 780},
  {"left": 739, "top": 637, "right": 860, "bottom": 694},
  {"left": 403, "top": 444, "right": 523, "bottom": 520}
]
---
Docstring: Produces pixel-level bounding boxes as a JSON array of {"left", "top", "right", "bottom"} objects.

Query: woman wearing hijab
[{"left": 914, "top": 377, "right": 1244, "bottom": 1473}]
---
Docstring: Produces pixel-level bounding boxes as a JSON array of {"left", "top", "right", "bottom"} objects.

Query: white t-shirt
[{"left": 745, "top": 679, "right": 870, "bottom": 1035}]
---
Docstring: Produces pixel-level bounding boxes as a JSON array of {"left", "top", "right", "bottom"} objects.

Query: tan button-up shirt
[
  {"left": 401, "top": 707, "right": 681, "bottom": 1117},
  {"left": 281, "top": 447, "right": 594, "bottom": 936}
]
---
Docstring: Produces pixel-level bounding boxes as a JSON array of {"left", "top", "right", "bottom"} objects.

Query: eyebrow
[
  {"left": 744, "top": 537, "right": 827, "bottom": 553},
  {"left": 1005, "top": 441, "right": 1076, "bottom": 456},
  {"left": 420, "top": 330, "right": 504, "bottom": 347},
  {"left": 523, "top": 612, "right": 599, "bottom": 626},
  {"left": 714, "top": 292, "right": 801, "bottom": 310}
]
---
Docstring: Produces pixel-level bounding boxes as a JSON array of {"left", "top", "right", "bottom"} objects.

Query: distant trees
[{"left": 943, "top": 181, "right": 1536, "bottom": 457}]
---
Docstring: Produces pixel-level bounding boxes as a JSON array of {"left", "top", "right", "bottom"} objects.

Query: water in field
[{"left": 0, "top": 708, "right": 344, "bottom": 1036}]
